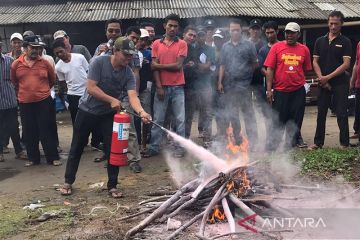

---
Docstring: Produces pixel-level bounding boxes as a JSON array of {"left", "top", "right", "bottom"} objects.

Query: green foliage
[{"left": 294, "top": 148, "right": 360, "bottom": 180}]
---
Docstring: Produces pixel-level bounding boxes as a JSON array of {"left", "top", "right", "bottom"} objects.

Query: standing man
[
  {"left": 218, "top": 18, "right": 258, "bottom": 146},
  {"left": 143, "top": 13, "right": 188, "bottom": 158},
  {"left": 11, "top": 35, "right": 61, "bottom": 166},
  {"left": 0, "top": 39, "right": 27, "bottom": 162},
  {"left": 140, "top": 22, "right": 156, "bottom": 41},
  {"left": 93, "top": 18, "right": 122, "bottom": 57},
  {"left": 264, "top": 22, "right": 312, "bottom": 149},
  {"left": 350, "top": 41, "right": 360, "bottom": 144},
  {"left": 203, "top": 19, "right": 216, "bottom": 47},
  {"left": 7, "top": 33, "right": 23, "bottom": 59},
  {"left": 60, "top": 37, "right": 151, "bottom": 197},
  {"left": 249, "top": 19, "right": 265, "bottom": 53},
  {"left": 309, "top": 11, "right": 352, "bottom": 149},
  {"left": 53, "top": 30, "right": 92, "bottom": 62},
  {"left": 53, "top": 38, "right": 89, "bottom": 125}
]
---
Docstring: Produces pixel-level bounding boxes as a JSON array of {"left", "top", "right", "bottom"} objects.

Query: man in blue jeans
[{"left": 143, "top": 13, "right": 188, "bottom": 158}]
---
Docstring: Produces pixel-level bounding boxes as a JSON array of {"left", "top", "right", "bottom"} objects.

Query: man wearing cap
[
  {"left": 53, "top": 30, "right": 91, "bottom": 62},
  {"left": 7, "top": 33, "right": 23, "bottom": 59},
  {"left": 249, "top": 19, "right": 265, "bottom": 53},
  {"left": 143, "top": 13, "right": 188, "bottom": 158},
  {"left": 218, "top": 18, "right": 258, "bottom": 146},
  {"left": 203, "top": 19, "right": 216, "bottom": 47},
  {"left": 60, "top": 37, "right": 151, "bottom": 197},
  {"left": 11, "top": 35, "right": 61, "bottom": 166},
  {"left": 309, "top": 11, "right": 352, "bottom": 150},
  {"left": 93, "top": 18, "right": 122, "bottom": 57},
  {"left": 134, "top": 29, "right": 153, "bottom": 153},
  {"left": 0, "top": 37, "right": 27, "bottom": 162},
  {"left": 264, "top": 22, "right": 312, "bottom": 149}
]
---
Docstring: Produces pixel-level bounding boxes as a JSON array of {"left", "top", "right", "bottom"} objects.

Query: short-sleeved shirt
[
  {"left": 139, "top": 48, "right": 152, "bottom": 93},
  {"left": 72, "top": 44, "right": 92, "bottom": 63},
  {"left": 78, "top": 55, "right": 136, "bottom": 115},
  {"left": 11, "top": 55, "right": 56, "bottom": 103},
  {"left": 184, "top": 44, "right": 197, "bottom": 90},
  {"left": 193, "top": 43, "right": 216, "bottom": 90},
  {"left": 152, "top": 37, "right": 188, "bottom": 86},
  {"left": 220, "top": 39, "right": 258, "bottom": 89},
  {"left": 313, "top": 33, "right": 352, "bottom": 86},
  {"left": 264, "top": 41, "right": 312, "bottom": 92},
  {"left": 56, "top": 53, "right": 89, "bottom": 96},
  {"left": 355, "top": 42, "right": 360, "bottom": 88},
  {"left": 0, "top": 54, "right": 17, "bottom": 110},
  {"left": 258, "top": 44, "right": 271, "bottom": 71}
]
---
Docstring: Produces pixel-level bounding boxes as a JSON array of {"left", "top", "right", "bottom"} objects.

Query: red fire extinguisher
[{"left": 109, "top": 112, "right": 131, "bottom": 166}]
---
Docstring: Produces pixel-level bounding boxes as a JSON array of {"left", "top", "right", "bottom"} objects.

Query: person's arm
[
  {"left": 152, "top": 58, "right": 165, "bottom": 101},
  {"left": 217, "top": 65, "right": 225, "bottom": 93},
  {"left": 312, "top": 56, "right": 322, "bottom": 79},
  {"left": 319, "top": 57, "right": 351, "bottom": 85},
  {"left": 350, "top": 59, "right": 358, "bottom": 90},
  {"left": 265, "top": 67, "right": 274, "bottom": 105},
  {"left": 152, "top": 56, "right": 185, "bottom": 71},
  {"left": 47, "top": 62, "right": 56, "bottom": 88},
  {"left": 10, "top": 61, "right": 19, "bottom": 92},
  {"left": 87, "top": 79, "right": 121, "bottom": 111},
  {"left": 82, "top": 46, "right": 92, "bottom": 63},
  {"left": 128, "top": 90, "right": 151, "bottom": 124}
]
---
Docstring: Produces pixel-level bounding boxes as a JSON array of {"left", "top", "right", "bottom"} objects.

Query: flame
[
  {"left": 208, "top": 206, "right": 226, "bottom": 224},
  {"left": 226, "top": 180, "right": 235, "bottom": 192},
  {"left": 225, "top": 126, "right": 249, "bottom": 165}
]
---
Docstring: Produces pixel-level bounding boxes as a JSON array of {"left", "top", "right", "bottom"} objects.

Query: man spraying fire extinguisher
[{"left": 60, "top": 37, "right": 151, "bottom": 198}]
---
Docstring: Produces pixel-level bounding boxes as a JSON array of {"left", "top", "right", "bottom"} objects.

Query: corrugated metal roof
[{"left": 0, "top": 0, "right": 359, "bottom": 25}]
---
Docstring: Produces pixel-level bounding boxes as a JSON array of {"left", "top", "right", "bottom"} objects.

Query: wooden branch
[
  {"left": 167, "top": 198, "right": 197, "bottom": 219},
  {"left": 209, "top": 229, "right": 292, "bottom": 240},
  {"left": 199, "top": 184, "right": 227, "bottom": 236},
  {"left": 229, "top": 194, "right": 265, "bottom": 226},
  {"left": 124, "top": 179, "right": 199, "bottom": 239},
  {"left": 221, "top": 198, "right": 235, "bottom": 233},
  {"left": 139, "top": 195, "right": 171, "bottom": 205},
  {"left": 116, "top": 207, "right": 157, "bottom": 221},
  {"left": 165, "top": 211, "right": 205, "bottom": 240}
]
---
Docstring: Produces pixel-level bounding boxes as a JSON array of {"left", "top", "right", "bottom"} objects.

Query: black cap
[
  {"left": 203, "top": 19, "right": 215, "bottom": 29},
  {"left": 249, "top": 19, "right": 262, "bottom": 29},
  {"left": 197, "top": 26, "right": 206, "bottom": 35},
  {"left": 23, "top": 30, "right": 35, "bottom": 38},
  {"left": 23, "top": 35, "right": 44, "bottom": 47},
  {"left": 212, "top": 28, "right": 226, "bottom": 39}
]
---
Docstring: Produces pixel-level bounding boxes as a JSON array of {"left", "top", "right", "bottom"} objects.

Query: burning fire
[
  {"left": 208, "top": 125, "right": 252, "bottom": 223},
  {"left": 207, "top": 205, "right": 226, "bottom": 224}
]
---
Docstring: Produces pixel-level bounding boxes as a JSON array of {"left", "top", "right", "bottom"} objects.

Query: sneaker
[
  {"left": 129, "top": 162, "right": 142, "bottom": 173},
  {"left": 91, "top": 143, "right": 104, "bottom": 152},
  {"left": 3, "top": 146, "right": 10, "bottom": 154},
  {"left": 350, "top": 142, "right": 360, "bottom": 147},
  {"left": 308, "top": 144, "right": 322, "bottom": 150},
  {"left": 15, "top": 151, "right": 28, "bottom": 160},
  {"left": 296, "top": 139, "right": 308, "bottom": 148},
  {"left": 173, "top": 149, "right": 185, "bottom": 158},
  {"left": 350, "top": 133, "right": 359, "bottom": 139}
]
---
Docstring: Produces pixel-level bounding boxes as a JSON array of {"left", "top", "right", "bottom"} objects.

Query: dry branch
[
  {"left": 165, "top": 211, "right": 205, "bottom": 240},
  {"left": 221, "top": 198, "right": 235, "bottom": 233},
  {"left": 229, "top": 194, "right": 265, "bottom": 226},
  {"left": 117, "top": 207, "right": 157, "bottom": 221},
  {"left": 139, "top": 195, "right": 171, "bottom": 205}
]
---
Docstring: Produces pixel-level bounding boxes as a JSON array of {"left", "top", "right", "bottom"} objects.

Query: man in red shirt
[
  {"left": 350, "top": 41, "right": 360, "bottom": 145},
  {"left": 11, "top": 35, "right": 61, "bottom": 166},
  {"left": 264, "top": 22, "right": 312, "bottom": 149},
  {"left": 143, "top": 13, "right": 188, "bottom": 158}
]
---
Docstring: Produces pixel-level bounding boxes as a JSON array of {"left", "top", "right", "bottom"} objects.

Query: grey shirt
[
  {"left": 0, "top": 54, "right": 17, "bottom": 110},
  {"left": 79, "top": 55, "right": 136, "bottom": 115},
  {"left": 220, "top": 39, "right": 258, "bottom": 89},
  {"left": 72, "top": 44, "right": 92, "bottom": 63}
]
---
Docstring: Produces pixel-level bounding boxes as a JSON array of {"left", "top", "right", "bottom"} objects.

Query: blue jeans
[{"left": 149, "top": 86, "right": 185, "bottom": 152}]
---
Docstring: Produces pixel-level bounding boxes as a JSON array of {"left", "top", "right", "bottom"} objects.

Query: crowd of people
[{"left": 0, "top": 10, "right": 359, "bottom": 197}]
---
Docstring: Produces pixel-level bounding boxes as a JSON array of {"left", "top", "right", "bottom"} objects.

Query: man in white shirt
[{"left": 52, "top": 38, "right": 89, "bottom": 124}]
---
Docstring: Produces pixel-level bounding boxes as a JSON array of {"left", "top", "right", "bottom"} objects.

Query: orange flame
[
  {"left": 208, "top": 206, "right": 226, "bottom": 224},
  {"left": 225, "top": 126, "right": 249, "bottom": 164}
]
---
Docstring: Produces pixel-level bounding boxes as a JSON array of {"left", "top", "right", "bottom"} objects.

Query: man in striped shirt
[{"left": 0, "top": 41, "right": 26, "bottom": 162}]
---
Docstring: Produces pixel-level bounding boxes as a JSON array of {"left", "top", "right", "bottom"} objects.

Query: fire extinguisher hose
[{"left": 121, "top": 109, "right": 168, "bottom": 132}]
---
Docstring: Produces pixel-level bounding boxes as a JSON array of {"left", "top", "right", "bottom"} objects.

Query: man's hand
[
  {"left": 139, "top": 111, "right": 152, "bottom": 124},
  {"left": 98, "top": 44, "right": 108, "bottom": 55},
  {"left": 217, "top": 82, "right": 224, "bottom": 94},
  {"left": 156, "top": 87, "right": 165, "bottom": 101},
  {"left": 266, "top": 91, "right": 273, "bottom": 105},
  {"left": 110, "top": 98, "right": 121, "bottom": 111},
  {"left": 319, "top": 75, "right": 330, "bottom": 86}
]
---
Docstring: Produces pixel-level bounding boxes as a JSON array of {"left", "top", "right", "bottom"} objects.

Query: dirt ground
[{"left": 0, "top": 106, "right": 357, "bottom": 240}]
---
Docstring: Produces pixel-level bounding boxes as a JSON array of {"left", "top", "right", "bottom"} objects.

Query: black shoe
[
  {"left": 130, "top": 162, "right": 142, "bottom": 173},
  {"left": 91, "top": 143, "right": 104, "bottom": 151}
]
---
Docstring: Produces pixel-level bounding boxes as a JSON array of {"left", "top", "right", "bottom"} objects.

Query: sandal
[
  {"left": 0, "top": 155, "right": 4, "bottom": 162},
  {"left": 24, "top": 161, "right": 39, "bottom": 167},
  {"left": 15, "top": 151, "right": 28, "bottom": 160},
  {"left": 52, "top": 160, "right": 62, "bottom": 166},
  {"left": 108, "top": 188, "right": 123, "bottom": 198},
  {"left": 60, "top": 183, "right": 72, "bottom": 196},
  {"left": 308, "top": 144, "right": 322, "bottom": 150},
  {"left": 94, "top": 156, "right": 107, "bottom": 162}
]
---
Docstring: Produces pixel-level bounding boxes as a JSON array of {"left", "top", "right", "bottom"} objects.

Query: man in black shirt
[{"left": 309, "top": 11, "right": 352, "bottom": 149}]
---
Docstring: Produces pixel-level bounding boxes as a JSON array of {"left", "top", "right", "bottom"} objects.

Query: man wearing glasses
[{"left": 93, "top": 18, "right": 122, "bottom": 57}]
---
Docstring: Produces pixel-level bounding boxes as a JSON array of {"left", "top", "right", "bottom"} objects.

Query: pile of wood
[{"left": 122, "top": 161, "right": 293, "bottom": 240}]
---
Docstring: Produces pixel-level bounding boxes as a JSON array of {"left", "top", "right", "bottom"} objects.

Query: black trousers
[
  {"left": 50, "top": 98, "right": 59, "bottom": 146},
  {"left": 272, "top": 87, "right": 305, "bottom": 148},
  {"left": 314, "top": 84, "right": 349, "bottom": 146},
  {"left": 0, "top": 107, "right": 23, "bottom": 155},
  {"left": 67, "top": 94, "right": 103, "bottom": 146},
  {"left": 64, "top": 109, "right": 119, "bottom": 189},
  {"left": 353, "top": 88, "right": 360, "bottom": 135},
  {"left": 19, "top": 97, "right": 59, "bottom": 163}
]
